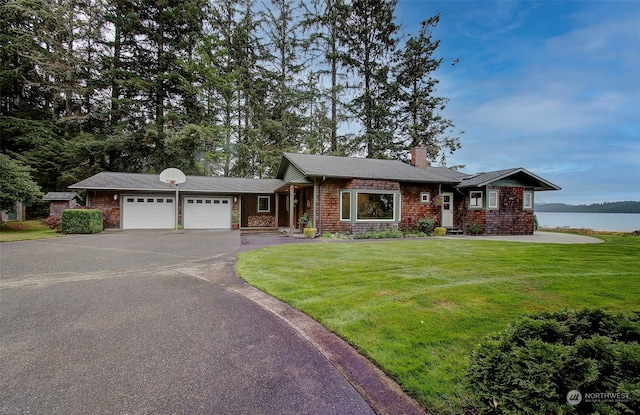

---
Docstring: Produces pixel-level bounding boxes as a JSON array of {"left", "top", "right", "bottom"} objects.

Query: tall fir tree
[
  {"left": 338, "top": 0, "right": 399, "bottom": 158},
  {"left": 394, "top": 15, "right": 461, "bottom": 166}
]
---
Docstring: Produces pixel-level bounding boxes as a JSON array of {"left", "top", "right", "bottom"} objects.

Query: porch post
[
  {"left": 289, "top": 185, "right": 295, "bottom": 236},
  {"left": 274, "top": 193, "right": 279, "bottom": 228},
  {"left": 313, "top": 179, "right": 317, "bottom": 231}
]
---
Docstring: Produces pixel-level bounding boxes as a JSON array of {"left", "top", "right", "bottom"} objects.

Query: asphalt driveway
[{"left": 0, "top": 231, "right": 377, "bottom": 414}]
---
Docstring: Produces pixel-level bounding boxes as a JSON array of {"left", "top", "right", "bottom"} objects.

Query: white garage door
[
  {"left": 183, "top": 197, "right": 231, "bottom": 229},
  {"left": 123, "top": 195, "right": 175, "bottom": 229}
]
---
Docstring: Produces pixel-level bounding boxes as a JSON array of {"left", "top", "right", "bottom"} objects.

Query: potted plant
[
  {"left": 298, "top": 213, "right": 309, "bottom": 228},
  {"left": 232, "top": 210, "right": 240, "bottom": 230},
  {"left": 299, "top": 213, "right": 317, "bottom": 238}
]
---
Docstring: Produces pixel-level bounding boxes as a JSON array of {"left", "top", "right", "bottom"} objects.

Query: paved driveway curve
[{"left": 0, "top": 231, "right": 375, "bottom": 414}]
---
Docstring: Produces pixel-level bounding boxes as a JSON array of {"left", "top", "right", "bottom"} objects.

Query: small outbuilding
[{"left": 43, "top": 192, "right": 82, "bottom": 217}]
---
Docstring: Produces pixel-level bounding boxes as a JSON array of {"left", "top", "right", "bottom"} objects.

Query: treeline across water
[{"left": 535, "top": 201, "right": 640, "bottom": 214}]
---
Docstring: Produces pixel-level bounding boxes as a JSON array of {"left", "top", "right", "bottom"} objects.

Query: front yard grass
[
  {"left": 0, "top": 220, "right": 60, "bottom": 242},
  {"left": 236, "top": 235, "right": 640, "bottom": 414}
]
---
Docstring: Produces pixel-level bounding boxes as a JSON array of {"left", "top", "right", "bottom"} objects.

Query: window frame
[
  {"left": 420, "top": 192, "right": 430, "bottom": 204},
  {"left": 257, "top": 196, "right": 270, "bottom": 213},
  {"left": 488, "top": 190, "right": 499, "bottom": 209},
  {"left": 469, "top": 191, "right": 484, "bottom": 209},
  {"left": 523, "top": 191, "right": 534, "bottom": 210},
  {"left": 340, "top": 190, "right": 351, "bottom": 221},
  {"left": 355, "top": 191, "right": 397, "bottom": 222}
]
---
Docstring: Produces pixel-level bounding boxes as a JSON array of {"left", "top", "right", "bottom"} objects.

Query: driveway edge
[{"left": 214, "top": 257, "right": 426, "bottom": 415}]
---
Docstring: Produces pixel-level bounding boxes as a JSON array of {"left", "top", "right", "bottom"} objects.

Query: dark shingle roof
[
  {"left": 43, "top": 192, "right": 80, "bottom": 201},
  {"left": 456, "top": 168, "right": 561, "bottom": 191},
  {"left": 69, "top": 172, "right": 284, "bottom": 194},
  {"left": 278, "top": 153, "right": 469, "bottom": 184}
]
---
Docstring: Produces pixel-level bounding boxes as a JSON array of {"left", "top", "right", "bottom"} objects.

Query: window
[
  {"left": 187, "top": 199, "right": 194, "bottom": 204},
  {"left": 420, "top": 192, "right": 430, "bottom": 203},
  {"left": 157, "top": 198, "right": 163, "bottom": 203},
  {"left": 166, "top": 198, "right": 173, "bottom": 203},
  {"left": 147, "top": 198, "right": 154, "bottom": 203},
  {"left": 469, "top": 191, "right": 483, "bottom": 208},
  {"left": 127, "top": 198, "right": 134, "bottom": 203},
  {"left": 196, "top": 199, "right": 203, "bottom": 204},
  {"left": 340, "top": 191, "right": 351, "bottom": 221},
  {"left": 222, "top": 200, "right": 229, "bottom": 204},
  {"left": 357, "top": 192, "right": 395, "bottom": 220},
  {"left": 137, "top": 198, "right": 144, "bottom": 203},
  {"left": 488, "top": 190, "right": 499, "bottom": 209},
  {"left": 205, "top": 200, "right": 211, "bottom": 204},
  {"left": 258, "top": 196, "right": 270, "bottom": 212},
  {"left": 523, "top": 191, "right": 533, "bottom": 209}
]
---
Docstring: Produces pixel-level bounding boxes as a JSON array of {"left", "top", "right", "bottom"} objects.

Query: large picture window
[{"left": 356, "top": 192, "right": 395, "bottom": 220}]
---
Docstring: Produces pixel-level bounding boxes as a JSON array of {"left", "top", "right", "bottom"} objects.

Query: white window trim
[
  {"left": 340, "top": 190, "right": 351, "bottom": 221},
  {"left": 523, "top": 191, "right": 534, "bottom": 210},
  {"left": 355, "top": 191, "right": 398, "bottom": 222},
  {"left": 488, "top": 190, "right": 499, "bottom": 209},
  {"left": 420, "top": 192, "right": 430, "bottom": 203},
  {"left": 257, "top": 196, "right": 270, "bottom": 212},
  {"left": 469, "top": 191, "right": 483, "bottom": 209}
]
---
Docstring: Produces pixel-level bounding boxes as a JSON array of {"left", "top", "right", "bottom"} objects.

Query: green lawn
[
  {"left": 0, "top": 220, "right": 61, "bottom": 242},
  {"left": 236, "top": 235, "right": 640, "bottom": 414}
]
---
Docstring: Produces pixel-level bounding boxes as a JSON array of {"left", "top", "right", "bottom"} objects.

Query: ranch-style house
[{"left": 68, "top": 146, "right": 560, "bottom": 235}]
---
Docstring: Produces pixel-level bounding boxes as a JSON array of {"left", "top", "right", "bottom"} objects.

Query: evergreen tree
[
  {"left": 301, "top": 0, "right": 349, "bottom": 154},
  {"left": 259, "top": 0, "right": 306, "bottom": 174},
  {"left": 338, "top": 0, "right": 399, "bottom": 158},
  {"left": 394, "top": 15, "right": 461, "bottom": 165}
]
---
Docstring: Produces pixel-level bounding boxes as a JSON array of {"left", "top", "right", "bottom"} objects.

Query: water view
[{"left": 535, "top": 212, "right": 640, "bottom": 232}]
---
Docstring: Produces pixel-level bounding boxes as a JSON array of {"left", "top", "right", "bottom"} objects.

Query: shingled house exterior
[{"left": 68, "top": 147, "right": 560, "bottom": 235}]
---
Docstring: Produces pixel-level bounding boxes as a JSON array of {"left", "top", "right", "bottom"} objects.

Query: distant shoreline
[{"left": 535, "top": 201, "right": 640, "bottom": 214}]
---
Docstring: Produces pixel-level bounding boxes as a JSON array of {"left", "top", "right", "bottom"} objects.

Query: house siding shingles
[
  {"left": 399, "top": 183, "right": 441, "bottom": 230},
  {"left": 464, "top": 186, "right": 535, "bottom": 235},
  {"left": 485, "top": 186, "right": 535, "bottom": 235}
]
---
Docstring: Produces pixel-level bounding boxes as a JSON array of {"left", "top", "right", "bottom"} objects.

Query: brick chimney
[{"left": 410, "top": 145, "right": 429, "bottom": 169}]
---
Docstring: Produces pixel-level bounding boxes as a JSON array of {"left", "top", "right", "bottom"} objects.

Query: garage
[
  {"left": 122, "top": 195, "right": 175, "bottom": 229},
  {"left": 183, "top": 197, "right": 231, "bottom": 229}
]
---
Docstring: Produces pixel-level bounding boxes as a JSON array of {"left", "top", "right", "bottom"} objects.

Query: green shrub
[
  {"left": 61, "top": 209, "right": 103, "bottom": 234},
  {"left": 433, "top": 227, "right": 447, "bottom": 236},
  {"left": 416, "top": 216, "right": 436, "bottom": 234},
  {"left": 354, "top": 228, "right": 403, "bottom": 239},
  {"left": 468, "top": 222, "right": 482, "bottom": 235},
  {"left": 466, "top": 308, "right": 640, "bottom": 415}
]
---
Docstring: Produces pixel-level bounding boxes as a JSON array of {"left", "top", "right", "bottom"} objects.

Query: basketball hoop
[
  {"left": 159, "top": 168, "right": 186, "bottom": 186},
  {"left": 159, "top": 168, "right": 186, "bottom": 229}
]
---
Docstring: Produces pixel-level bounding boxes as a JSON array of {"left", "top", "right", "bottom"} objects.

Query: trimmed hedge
[
  {"left": 466, "top": 308, "right": 640, "bottom": 415},
  {"left": 61, "top": 209, "right": 103, "bottom": 234}
]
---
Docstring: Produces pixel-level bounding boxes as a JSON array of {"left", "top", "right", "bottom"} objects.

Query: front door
[{"left": 441, "top": 192, "right": 454, "bottom": 227}]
